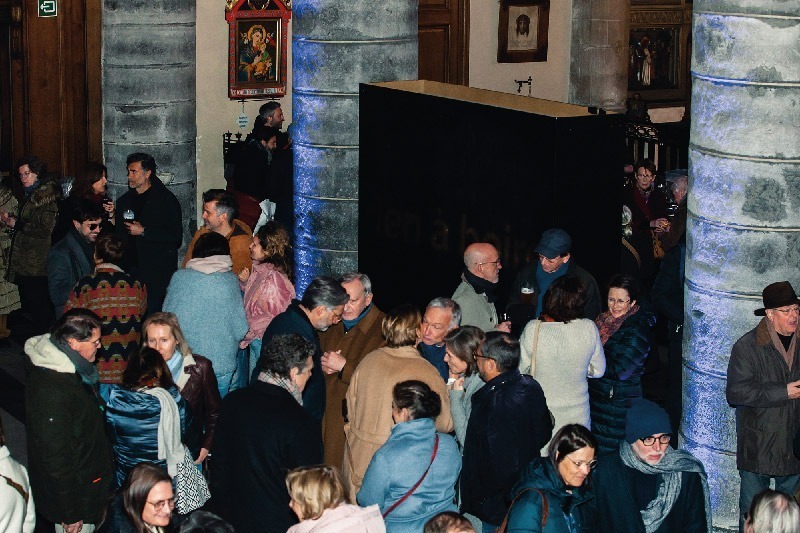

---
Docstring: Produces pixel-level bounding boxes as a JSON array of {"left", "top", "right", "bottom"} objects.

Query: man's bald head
[{"left": 464, "top": 243, "right": 502, "bottom": 283}]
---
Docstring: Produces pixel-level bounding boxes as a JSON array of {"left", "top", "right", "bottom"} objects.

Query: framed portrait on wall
[
  {"left": 498, "top": 0, "right": 550, "bottom": 63},
  {"left": 226, "top": 0, "right": 292, "bottom": 99}
]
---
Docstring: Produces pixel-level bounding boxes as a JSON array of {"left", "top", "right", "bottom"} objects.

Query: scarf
[
  {"left": 51, "top": 337, "right": 100, "bottom": 385},
  {"left": 619, "top": 443, "right": 712, "bottom": 533},
  {"left": 166, "top": 350, "right": 184, "bottom": 383},
  {"left": 186, "top": 254, "right": 233, "bottom": 274},
  {"left": 343, "top": 304, "right": 371, "bottom": 332},
  {"left": 595, "top": 304, "right": 640, "bottom": 345},
  {"left": 764, "top": 317, "right": 797, "bottom": 371},
  {"left": 463, "top": 269, "right": 498, "bottom": 303},
  {"left": 22, "top": 180, "right": 40, "bottom": 199},
  {"left": 257, "top": 370, "right": 303, "bottom": 405},
  {"left": 535, "top": 262, "right": 568, "bottom": 315},
  {"left": 142, "top": 387, "right": 185, "bottom": 477}
]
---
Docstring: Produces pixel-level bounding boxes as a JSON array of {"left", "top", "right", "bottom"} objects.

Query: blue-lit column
[
  {"left": 292, "top": 0, "right": 418, "bottom": 291},
  {"left": 685, "top": 2, "right": 800, "bottom": 530}
]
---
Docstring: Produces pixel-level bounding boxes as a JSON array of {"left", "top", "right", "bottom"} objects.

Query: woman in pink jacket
[{"left": 238, "top": 221, "right": 295, "bottom": 379}]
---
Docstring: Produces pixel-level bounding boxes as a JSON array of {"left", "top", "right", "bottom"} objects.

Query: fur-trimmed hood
[
  {"left": 24, "top": 333, "right": 75, "bottom": 373},
  {"left": 22, "top": 179, "right": 60, "bottom": 209}
]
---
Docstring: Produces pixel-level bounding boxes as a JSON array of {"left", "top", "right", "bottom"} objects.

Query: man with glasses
[
  {"left": 452, "top": 242, "right": 511, "bottom": 334},
  {"left": 727, "top": 281, "right": 800, "bottom": 531},
  {"left": 25, "top": 309, "right": 114, "bottom": 533},
  {"left": 417, "top": 297, "right": 461, "bottom": 382},
  {"left": 592, "top": 398, "right": 711, "bottom": 532},
  {"left": 509, "top": 228, "right": 601, "bottom": 322},
  {"left": 253, "top": 276, "right": 349, "bottom": 423},
  {"left": 47, "top": 200, "right": 105, "bottom": 319},
  {"left": 460, "top": 331, "right": 553, "bottom": 532}
]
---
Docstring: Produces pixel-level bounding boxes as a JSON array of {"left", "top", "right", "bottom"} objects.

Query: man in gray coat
[
  {"left": 727, "top": 281, "right": 800, "bottom": 531},
  {"left": 452, "top": 242, "right": 511, "bottom": 333}
]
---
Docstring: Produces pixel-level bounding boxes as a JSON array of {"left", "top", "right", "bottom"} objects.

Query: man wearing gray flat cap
[{"left": 727, "top": 281, "right": 800, "bottom": 531}]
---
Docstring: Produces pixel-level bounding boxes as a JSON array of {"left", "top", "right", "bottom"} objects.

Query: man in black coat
[
  {"left": 115, "top": 152, "right": 182, "bottom": 315},
  {"left": 211, "top": 334, "right": 322, "bottom": 533},
  {"left": 253, "top": 276, "right": 349, "bottom": 422},
  {"left": 592, "top": 398, "right": 710, "bottom": 532},
  {"left": 460, "top": 331, "right": 553, "bottom": 529}
]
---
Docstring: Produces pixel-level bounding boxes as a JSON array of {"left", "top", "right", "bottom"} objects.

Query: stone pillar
[
  {"left": 686, "top": 1, "right": 800, "bottom": 530},
  {"left": 102, "top": 1, "right": 197, "bottom": 252},
  {"left": 292, "top": 0, "right": 418, "bottom": 291},
  {"left": 569, "top": 0, "right": 629, "bottom": 112}
]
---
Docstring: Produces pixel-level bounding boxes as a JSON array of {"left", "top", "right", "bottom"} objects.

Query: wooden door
[
  {"left": 0, "top": 0, "right": 101, "bottom": 179},
  {"left": 418, "top": 0, "right": 469, "bottom": 85}
]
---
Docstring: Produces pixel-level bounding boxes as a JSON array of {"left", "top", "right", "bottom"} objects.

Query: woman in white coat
[{"left": 519, "top": 275, "right": 606, "bottom": 454}]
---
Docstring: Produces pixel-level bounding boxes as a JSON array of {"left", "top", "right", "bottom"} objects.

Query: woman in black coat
[{"left": 589, "top": 274, "right": 655, "bottom": 455}]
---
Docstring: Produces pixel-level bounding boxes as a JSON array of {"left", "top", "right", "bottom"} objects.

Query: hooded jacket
[
  {"left": 24, "top": 333, "right": 114, "bottom": 525},
  {"left": 505, "top": 457, "right": 594, "bottom": 533}
]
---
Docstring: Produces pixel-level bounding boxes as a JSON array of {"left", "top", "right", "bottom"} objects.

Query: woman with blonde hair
[
  {"left": 143, "top": 312, "right": 221, "bottom": 465},
  {"left": 286, "top": 465, "right": 384, "bottom": 532},
  {"left": 343, "top": 305, "right": 454, "bottom": 497}
]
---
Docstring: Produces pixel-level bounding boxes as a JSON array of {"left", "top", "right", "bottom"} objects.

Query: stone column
[
  {"left": 569, "top": 0, "right": 629, "bottom": 112},
  {"left": 686, "top": 1, "right": 800, "bottom": 530},
  {"left": 292, "top": 0, "right": 418, "bottom": 291},
  {"left": 102, "top": 1, "right": 197, "bottom": 252}
]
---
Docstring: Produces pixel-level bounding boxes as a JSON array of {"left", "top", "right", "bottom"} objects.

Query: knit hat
[
  {"left": 625, "top": 398, "right": 671, "bottom": 444},
  {"left": 754, "top": 281, "right": 800, "bottom": 316},
  {"left": 534, "top": 229, "right": 572, "bottom": 259}
]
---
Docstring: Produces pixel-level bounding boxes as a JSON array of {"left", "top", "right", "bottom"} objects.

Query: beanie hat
[{"left": 625, "top": 398, "right": 671, "bottom": 444}]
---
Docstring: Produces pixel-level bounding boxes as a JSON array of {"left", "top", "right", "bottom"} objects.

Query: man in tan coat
[
  {"left": 319, "top": 272, "right": 386, "bottom": 467},
  {"left": 343, "top": 305, "right": 453, "bottom": 496}
]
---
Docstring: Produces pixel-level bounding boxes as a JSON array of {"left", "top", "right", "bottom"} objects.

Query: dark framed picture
[
  {"left": 498, "top": 0, "right": 550, "bottom": 63},
  {"left": 628, "top": 27, "right": 679, "bottom": 92},
  {"left": 226, "top": 0, "right": 291, "bottom": 99}
]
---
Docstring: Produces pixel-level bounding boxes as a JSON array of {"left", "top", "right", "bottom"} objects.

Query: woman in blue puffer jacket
[{"left": 105, "top": 347, "right": 199, "bottom": 488}]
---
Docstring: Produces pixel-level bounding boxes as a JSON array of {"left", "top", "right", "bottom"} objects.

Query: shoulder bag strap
[
  {"left": 528, "top": 319, "right": 542, "bottom": 376},
  {"left": 0, "top": 473, "right": 29, "bottom": 504},
  {"left": 382, "top": 434, "right": 440, "bottom": 518},
  {"left": 497, "top": 487, "right": 548, "bottom": 533},
  {"left": 622, "top": 237, "right": 641, "bottom": 268}
]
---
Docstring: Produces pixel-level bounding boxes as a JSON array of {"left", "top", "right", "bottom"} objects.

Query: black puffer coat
[{"left": 589, "top": 306, "right": 656, "bottom": 455}]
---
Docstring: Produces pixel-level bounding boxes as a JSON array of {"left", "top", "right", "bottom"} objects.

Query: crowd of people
[{"left": 0, "top": 151, "right": 799, "bottom": 533}]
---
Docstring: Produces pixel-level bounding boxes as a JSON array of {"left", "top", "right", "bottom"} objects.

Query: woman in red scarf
[{"left": 589, "top": 274, "right": 656, "bottom": 455}]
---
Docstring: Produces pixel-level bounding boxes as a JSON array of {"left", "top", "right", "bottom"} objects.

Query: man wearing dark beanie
[{"left": 591, "top": 398, "right": 711, "bottom": 532}]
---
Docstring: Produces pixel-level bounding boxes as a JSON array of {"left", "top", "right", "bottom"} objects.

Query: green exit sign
[{"left": 38, "top": 0, "right": 57, "bottom": 17}]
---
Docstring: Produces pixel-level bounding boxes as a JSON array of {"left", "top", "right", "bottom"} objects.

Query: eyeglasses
[
  {"left": 82, "top": 337, "right": 102, "bottom": 347},
  {"left": 147, "top": 498, "right": 175, "bottom": 512},
  {"left": 773, "top": 306, "right": 800, "bottom": 315},
  {"left": 19, "top": 171, "right": 33, "bottom": 177},
  {"left": 566, "top": 457, "right": 597, "bottom": 470},
  {"left": 640, "top": 434, "right": 671, "bottom": 446},
  {"left": 86, "top": 223, "right": 101, "bottom": 231},
  {"left": 478, "top": 259, "right": 502, "bottom": 267},
  {"left": 607, "top": 298, "right": 631, "bottom": 305},
  {"left": 636, "top": 172, "right": 654, "bottom": 180}
]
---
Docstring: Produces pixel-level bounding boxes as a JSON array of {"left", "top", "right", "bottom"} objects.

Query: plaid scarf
[
  {"left": 595, "top": 304, "right": 640, "bottom": 345},
  {"left": 257, "top": 370, "right": 303, "bottom": 405}
]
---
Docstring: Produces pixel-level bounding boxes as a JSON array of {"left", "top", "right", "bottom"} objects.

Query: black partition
[{"left": 359, "top": 80, "right": 624, "bottom": 312}]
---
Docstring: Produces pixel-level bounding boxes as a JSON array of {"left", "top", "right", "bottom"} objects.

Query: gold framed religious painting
[
  {"left": 497, "top": 0, "right": 550, "bottom": 63},
  {"left": 226, "top": 0, "right": 292, "bottom": 99}
]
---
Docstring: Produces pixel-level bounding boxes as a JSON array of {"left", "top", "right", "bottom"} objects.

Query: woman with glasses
[
  {"left": 519, "top": 275, "right": 606, "bottom": 455},
  {"left": 501, "top": 424, "right": 597, "bottom": 532},
  {"left": 588, "top": 274, "right": 656, "bottom": 455},
  {"left": 98, "top": 462, "right": 175, "bottom": 532},
  {"left": 3, "top": 156, "right": 60, "bottom": 332}
]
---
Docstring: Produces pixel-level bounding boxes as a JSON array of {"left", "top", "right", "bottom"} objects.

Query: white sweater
[
  {"left": 519, "top": 319, "right": 606, "bottom": 454},
  {"left": 0, "top": 445, "right": 35, "bottom": 533}
]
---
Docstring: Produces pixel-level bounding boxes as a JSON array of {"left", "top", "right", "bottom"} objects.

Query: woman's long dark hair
[{"left": 70, "top": 162, "right": 107, "bottom": 199}]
